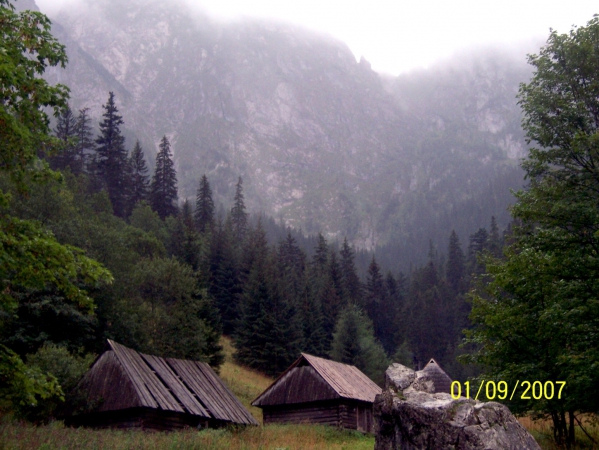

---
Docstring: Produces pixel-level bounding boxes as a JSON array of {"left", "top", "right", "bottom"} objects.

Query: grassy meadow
[{"left": 2, "top": 337, "right": 597, "bottom": 449}]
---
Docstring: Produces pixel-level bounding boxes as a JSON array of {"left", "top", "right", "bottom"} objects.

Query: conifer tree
[
  {"left": 312, "top": 233, "right": 329, "bottom": 272},
  {"left": 170, "top": 200, "right": 201, "bottom": 270},
  {"left": 321, "top": 250, "right": 345, "bottom": 340},
  {"left": 94, "top": 92, "right": 130, "bottom": 216},
  {"left": 75, "top": 108, "right": 94, "bottom": 171},
  {"left": 51, "top": 104, "right": 79, "bottom": 172},
  {"left": 195, "top": 174, "right": 214, "bottom": 233},
  {"left": 340, "top": 237, "right": 362, "bottom": 305},
  {"left": 302, "top": 233, "right": 332, "bottom": 355},
  {"left": 235, "top": 224, "right": 301, "bottom": 376},
  {"left": 231, "top": 176, "right": 248, "bottom": 243},
  {"left": 446, "top": 230, "right": 465, "bottom": 293},
  {"left": 208, "top": 216, "right": 240, "bottom": 335},
  {"left": 488, "top": 216, "right": 502, "bottom": 258},
  {"left": 468, "top": 227, "right": 489, "bottom": 275},
  {"left": 150, "top": 135, "right": 178, "bottom": 219},
  {"left": 365, "top": 256, "right": 389, "bottom": 349},
  {"left": 277, "top": 233, "right": 307, "bottom": 306},
  {"left": 330, "top": 304, "right": 388, "bottom": 385},
  {"left": 128, "top": 140, "right": 150, "bottom": 209}
]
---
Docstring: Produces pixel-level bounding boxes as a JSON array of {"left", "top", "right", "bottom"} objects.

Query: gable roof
[
  {"left": 252, "top": 353, "right": 381, "bottom": 406},
  {"left": 421, "top": 358, "right": 453, "bottom": 394},
  {"left": 74, "top": 340, "right": 258, "bottom": 425}
]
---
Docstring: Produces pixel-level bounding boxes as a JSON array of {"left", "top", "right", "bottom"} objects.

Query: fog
[{"left": 34, "top": 0, "right": 597, "bottom": 75}]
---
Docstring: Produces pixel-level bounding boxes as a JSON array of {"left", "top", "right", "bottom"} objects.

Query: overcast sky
[{"left": 35, "top": 0, "right": 598, "bottom": 75}]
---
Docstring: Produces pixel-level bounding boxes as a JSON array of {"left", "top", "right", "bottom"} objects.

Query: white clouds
[{"left": 35, "top": 0, "right": 598, "bottom": 75}]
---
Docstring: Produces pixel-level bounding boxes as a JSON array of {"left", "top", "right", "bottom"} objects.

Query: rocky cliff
[{"left": 39, "top": 0, "right": 533, "bottom": 258}]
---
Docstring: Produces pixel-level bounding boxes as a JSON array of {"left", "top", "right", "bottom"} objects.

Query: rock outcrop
[{"left": 374, "top": 363, "right": 541, "bottom": 450}]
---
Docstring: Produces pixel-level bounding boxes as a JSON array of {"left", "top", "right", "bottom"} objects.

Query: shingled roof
[
  {"left": 421, "top": 358, "right": 453, "bottom": 394},
  {"left": 73, "top": 340, "right": 258, "bottom": 426},
  {"left": 252, "top": 353, "right": 381, "bottom": 406}
]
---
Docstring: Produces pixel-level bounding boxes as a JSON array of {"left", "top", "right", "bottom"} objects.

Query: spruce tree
[
  {"left": 235, "top": 226, "right": 301, "bottom": 376},
  {"left": 94, "top": 92, "right": 130, "bottom": 216},
  {"left": 330, "top": 304, "right": 389, "bottom": 385},
  {"left": 150, "top": 135, "right": 178, "bottom": 219},
  {"left": 195, "top": 174, "right": 214, "bottom": 233},
  {"left": 321, "top": 250, "right": 345, "bottom": 340},
  {"left": 128, "top": 140, "right": 150, "bottom": 209},
  {"left": 75, "top": 107, "right": 94, "bottom": 171},
  {"left": 488, "top": 216, "right": 502, "bottom": 258},
  {"left": 340, "top": 237, "right": 363, "bottom": 305},
  {"left": 231, "top": 176, "right": 248, "bottom": 243},
  {"left": 446, "top": 230, "right": 465, "bottom": 293},
  {"left": 365, "top": 256, "right": 387, "bottom": 347},
  {"left": 208, "top": 216, "right": 240, "bottom": 335},
  {"left": 468, "top": 227, "right": 489, "bottom": 275},
  {"left": 51, "top": 104, "right": 79, "bottom": 172}
]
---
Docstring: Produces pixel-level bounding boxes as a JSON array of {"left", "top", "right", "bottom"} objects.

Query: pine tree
[
  {"left": 51, "top": 104, "right": 79, "bottom": 172},
  {"left": 365, "top": 256, "right": 387, "bottom": 346},
  {"left": 208, "top": 216, "right": 240, "bottom": 335},
  {"left": 75, "top": 107, "right": 94, "bottom": 168},
  {"left": 128, "top": 140, "right": 150, "bottom": 209},
  {"left": 468, "top": 227, "right": 489, "bottom": 275},
  {"left": 170, "top": 200, "right": 201, "bottom": 270},
  {"left": 488, "top": 216, "right": 502, "bottom": 258},
  {"left": 446, "top": 230, "right": 465, "bottom": 293},
  {"left": 231, "top": 176, "right": 248, "bottom": 243},
  {"left": 321, "top": 250, "right": 345, "bottom": 340},
  {"left": 94, "top": 92, "right": 130, "bottom": 217},
  {"left": 195, "top": 174, "right": 214, "bottom": 233},
  {"left": 340, "top": 237, "right": 363, "bottom": 305},
  {"left": 330, "top": 304, "right": 389, "bottom": 385},
  {"left": 235, "top": 232, "right": 301, "bottom": 376},
  {"left": 150, "top": 135, "right": 178, "bottom": 219}
]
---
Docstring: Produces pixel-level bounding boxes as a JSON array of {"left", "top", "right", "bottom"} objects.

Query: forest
[{"left": 2, "top": 1, "right": 599, "bottom": 448}]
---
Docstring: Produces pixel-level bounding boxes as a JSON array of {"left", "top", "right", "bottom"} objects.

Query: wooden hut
[
  {"left": 252, "top": 353, "right": 381, "bottom": 433},
  {"left": 65, "top": 340, "right": 258, "bottom": 431},
  {"left": 421, "top": 358, "right": 453, "bottom": 394}
]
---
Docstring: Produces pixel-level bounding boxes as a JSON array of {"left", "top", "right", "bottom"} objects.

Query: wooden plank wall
[
  {"left": 263, "top": 402, "right": 341, "bottom": 427},
  {"left": 67, "top": 408, "right": 215, "bottom": 432}
]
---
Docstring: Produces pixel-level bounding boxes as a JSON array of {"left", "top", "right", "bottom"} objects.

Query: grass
[
  {"left": 0, "top": 421, "right": 375, "bottom": 450},
  {"left": 218, "top": 337, "right": 273, "bottom": 423},
  {"left": 0, "top": 337, "right": 374, "bottom": 449},
  {"left": 519, "top": 416, "right": 599, "bottom": 450}
]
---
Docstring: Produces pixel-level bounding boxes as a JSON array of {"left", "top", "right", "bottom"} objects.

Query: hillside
[{"left": 38, "top": 0, "right": 534, "bottom": 264}]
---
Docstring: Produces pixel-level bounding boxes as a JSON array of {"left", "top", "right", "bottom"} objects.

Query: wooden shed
[
  {"left": 66, "top": 340, "right": 258, "bottom": 431},
  {"left": 421, "top": 358, "right": 453, "bottom": 394},
  {"left": 252, "top": 353, "right": 381, "bottom": 433}
]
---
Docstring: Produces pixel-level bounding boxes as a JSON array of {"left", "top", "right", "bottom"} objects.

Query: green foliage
[
  {"left": 231, "top": 176, "right": 248, "bottom": 242},
  {"left": 128, "top": 140, "right": 150, "bottom": 209},
  {"left": 0, "top": 213, "right": 112, "bottom": 316},
  {"left": 93, "top": 92, "right": 129, "bottom": 217},
  {"left": 330, "top": 304, "right": 388, "bottom": 386},
  {"left": 466, "top": 15, "right": 599, "bottom": 446},
  {"left": 235, "top": 221, "right": 302, "bottom": 377},
  {"left": 0, "top": 0, "right": 69, "bottom": 190},
  {"left": 20, "top": 344, "right": 94, "bottom": 421},
  {"left": 115, "top": 257, "right": 224, "bottom": 367},
  {"left": 0, "top": 345, "right": 62, "bottom": 414},
  {"left": 150, "top": 135, "right": 178, "bottom": 219},
  {"left": 195, "top": 174, "right": 215, "bottom": 233}
]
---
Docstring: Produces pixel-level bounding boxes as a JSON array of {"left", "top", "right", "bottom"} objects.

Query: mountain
[{"left": 42, "top": 0, "right": 534, "bottom": 264}]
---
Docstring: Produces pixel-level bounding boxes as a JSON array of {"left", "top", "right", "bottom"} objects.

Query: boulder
[{"left": 374, "top": 363, "right": 541, "bottom": 450}]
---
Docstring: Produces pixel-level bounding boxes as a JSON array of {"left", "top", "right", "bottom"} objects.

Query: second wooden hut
[{"left": 252, "top": 353, "right": 381, "bottom": 433}]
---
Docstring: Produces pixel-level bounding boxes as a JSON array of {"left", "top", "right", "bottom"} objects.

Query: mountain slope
[{"left": 43, "top": 0, "right": 533, "bottom": 260}]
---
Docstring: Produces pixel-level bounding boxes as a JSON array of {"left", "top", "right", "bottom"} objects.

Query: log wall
[{"left": 262, "top": 400, "right": 375, "bottom": 433}]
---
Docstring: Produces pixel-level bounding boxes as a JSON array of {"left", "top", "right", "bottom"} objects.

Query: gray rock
[{"left": 375, "top": 363, "right": 541, "bottom": 450}]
